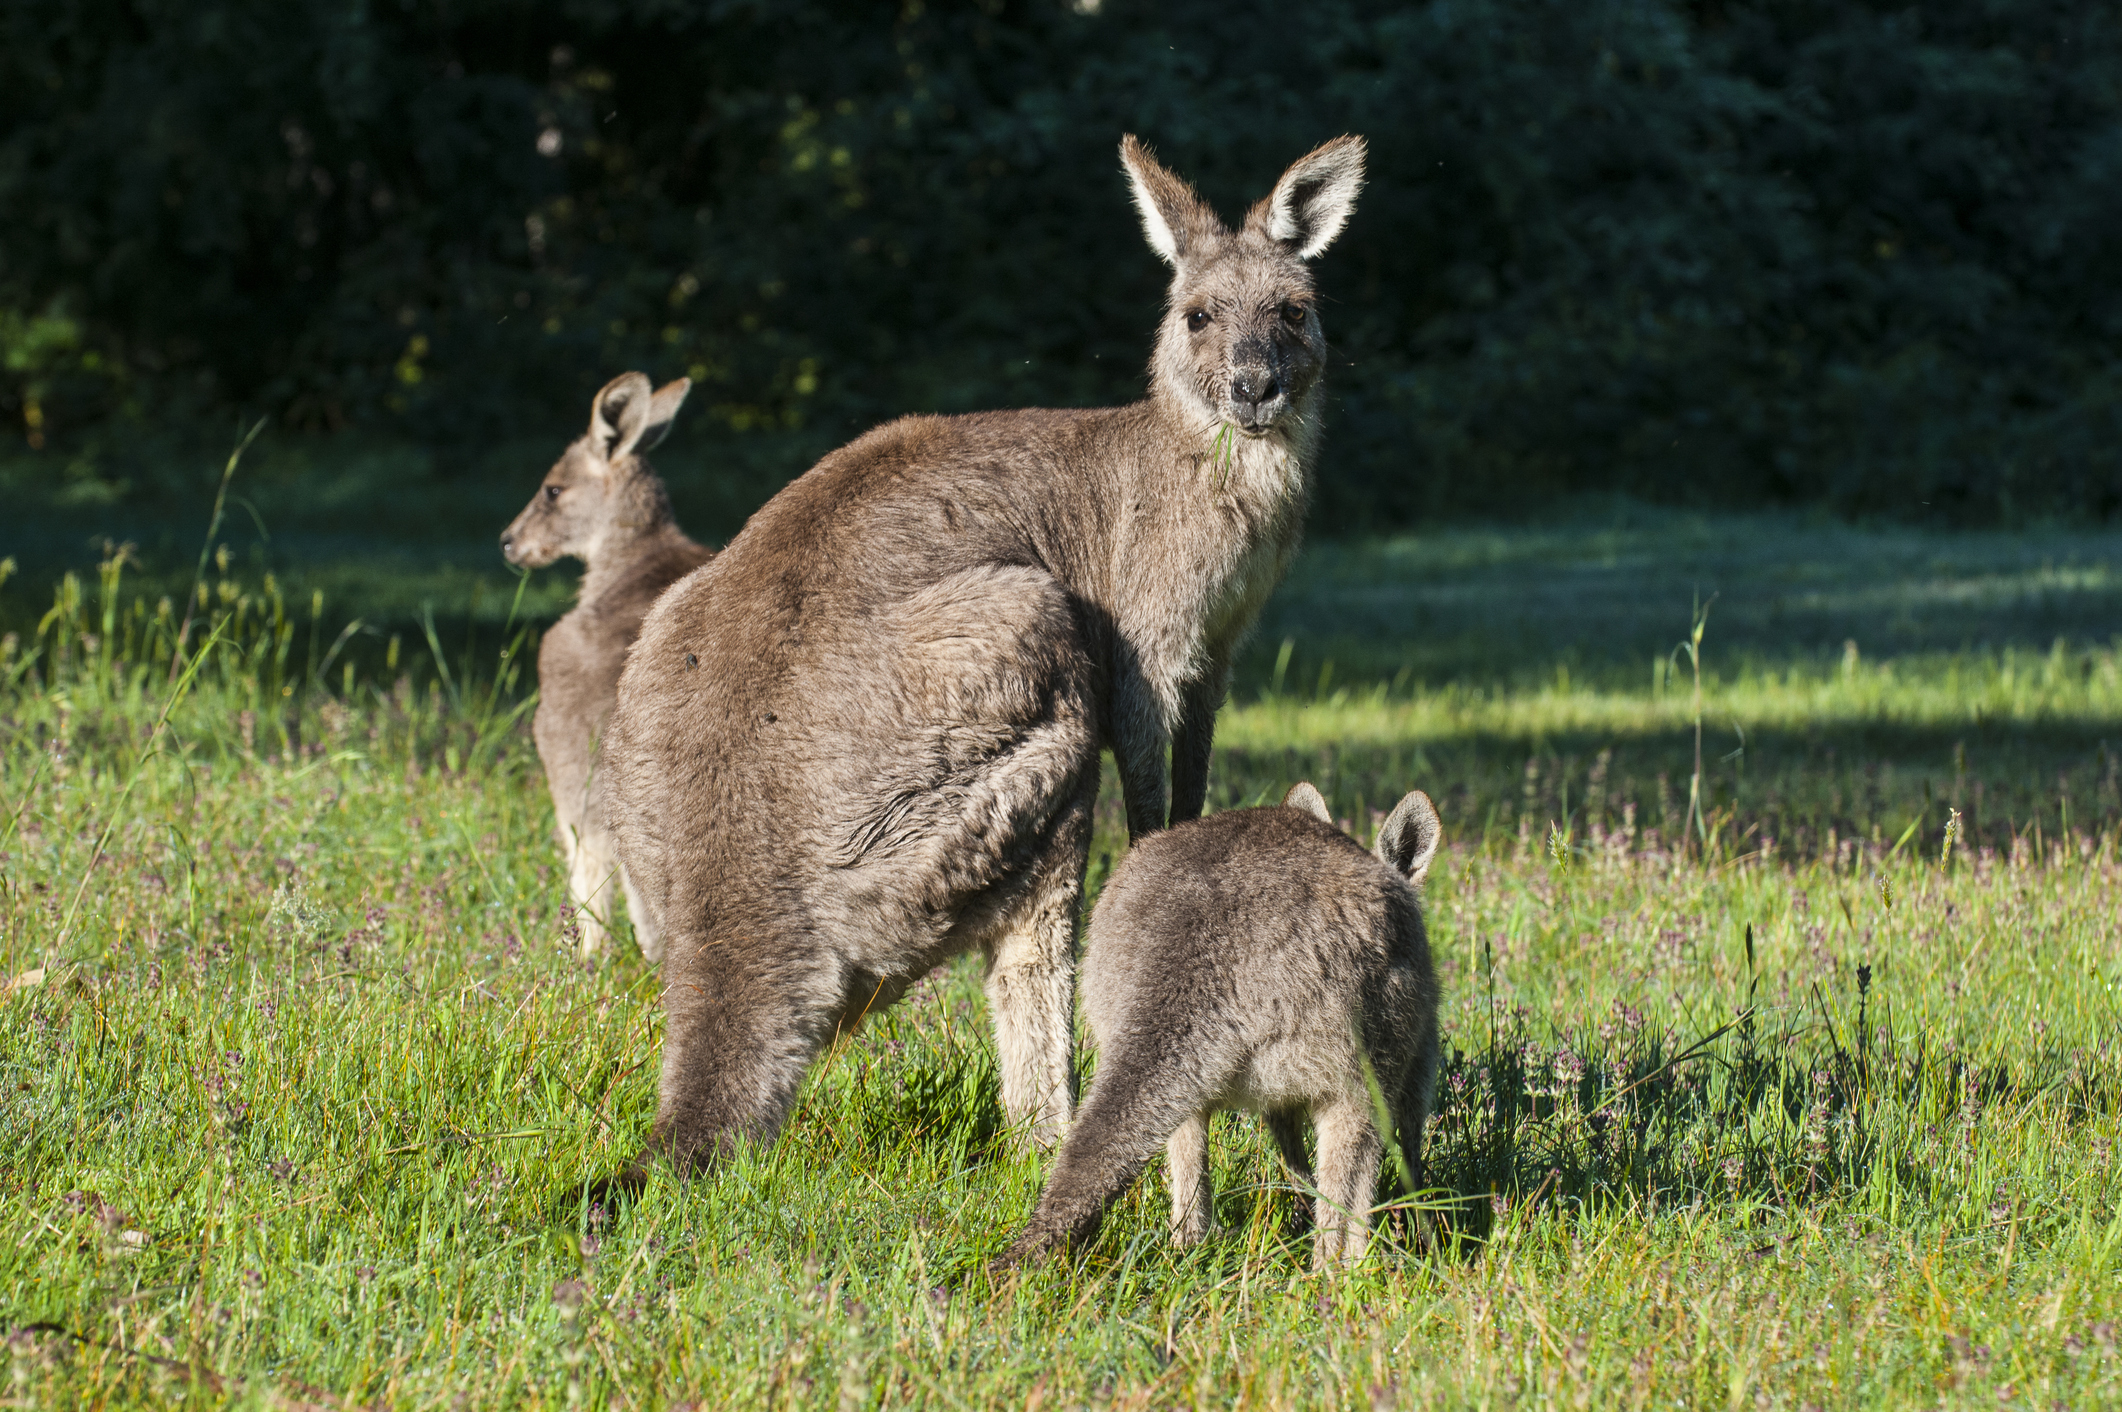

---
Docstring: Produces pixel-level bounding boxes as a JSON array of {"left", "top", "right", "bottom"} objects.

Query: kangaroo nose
[{"left": 1231, "top": 370, "right": 1280, "bottom": 414}]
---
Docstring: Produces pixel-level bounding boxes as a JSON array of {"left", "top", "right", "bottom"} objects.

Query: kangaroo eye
[
  {"left": 1282, "top": 302, "right": 1308, "bottom": 327},
  {"left": 1185, "top": 309, "right": 1212, "bottom": 332},
  {"left": 544, "top": 484, "right": 562, "bottom": 501}
]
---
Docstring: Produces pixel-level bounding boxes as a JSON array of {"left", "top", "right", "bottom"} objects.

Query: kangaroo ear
[
  {"left": 1282, "top": 781, "right": 1332, "bottom": 824},
  {"left": 1120, "top": 134, "right": 1224, "bottom": 267},
  {"left": 1373, "top": 789, "right": 1441, "bottom": 886},
  {"left": 634, "top": 377, "right": 692, "bottom": 453},
  {"left": 588, "top": 372, "right": 656, "bottom": 462},
  {"left": 1252, "top": 134, "right": 1366, "bottom": 260}
]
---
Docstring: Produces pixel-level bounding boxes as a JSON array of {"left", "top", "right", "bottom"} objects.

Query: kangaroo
[
  {"left": 601, "top": 134, "right": 1366, "bottom": 1176},
  {"left": 500, "top": 372, "right": 712, "bottom": 962},
  {"left": 999, "top": 783, "right": 1443, "bottom": 1271}
]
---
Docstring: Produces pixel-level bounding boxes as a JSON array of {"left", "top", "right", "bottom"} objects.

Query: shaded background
[{"left": 5, "top": 0, "right": 2122, "bottom": 541}]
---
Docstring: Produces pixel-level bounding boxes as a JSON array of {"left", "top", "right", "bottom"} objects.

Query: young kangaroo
[
  {"left": 500, "top": 372, "right": 712, "bottom": 961},
  {"left": 999, "top": 783, "right": 1443, "bottom": 1271},
  {"left": 602, "top": 135, "right": 1366, "bottom": 1175}
]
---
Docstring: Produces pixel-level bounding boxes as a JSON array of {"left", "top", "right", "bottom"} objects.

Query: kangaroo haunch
[
  {"left": 500, "top": 372, "right": 713, "bottom": 962},
  {"left": 604, "top": 135, "right": 1366, "bottom": 1174},
  {"left": 1000, "top": 783, "right": 1444, "bottom": 1271}
]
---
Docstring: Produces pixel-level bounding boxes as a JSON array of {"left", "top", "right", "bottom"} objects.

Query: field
[{"left": 5, "top": 494, "right": 2122, "bottom": 1408}]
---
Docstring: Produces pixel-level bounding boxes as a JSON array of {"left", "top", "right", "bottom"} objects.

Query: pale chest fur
[
  {"left": 1113, "top": 423, "right": 1307, "bottom": 711},
  {"left": 1197, "top": 431, "right": 1307, "bottom": 654}
]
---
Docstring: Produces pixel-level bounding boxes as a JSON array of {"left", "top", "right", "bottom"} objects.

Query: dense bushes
[{"left": 4, "top": 0, "right": 2120, "bottom": 527}]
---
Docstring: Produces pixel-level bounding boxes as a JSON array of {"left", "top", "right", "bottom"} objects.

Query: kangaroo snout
[
  {"left": 1228, "top": 365, "right": 1284, "bottom": 430},
  {"left": 498, "top": 511, "right": 556, "bottom": 569}
]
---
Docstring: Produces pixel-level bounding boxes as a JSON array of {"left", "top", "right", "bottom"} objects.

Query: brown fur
[
  {"left": 999, "top": 784, "right": 1443, "bottom": 1271},
  {"left": 602, "top": 136, "right": 1366, "bottom": 1173},
  {"left": 500, "top": 372, "right": 712, "bottom": 960}
]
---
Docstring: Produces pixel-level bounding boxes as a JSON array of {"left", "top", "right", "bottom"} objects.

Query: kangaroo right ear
[
  {"left": 634, "top": 377, "right": 692, "bottom": 453},
  {"left": 588, "top": 371, "right": 657, "bottom": 462},
  {"left": 1258, "top": 134, "right": 1366, "bottom": 260},
  {"left": 1120, "top": 134, "right": 1225, "bottom": 267},
  {"left": 1282, "top": 781, "right": 1332, "bottom": 824},
  {"left": 1373, "top": 790, "right": 1442, "bottom": 886}
]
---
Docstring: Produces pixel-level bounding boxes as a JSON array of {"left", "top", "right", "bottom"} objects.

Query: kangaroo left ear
[
  {"left": 589, "top": 371, "right": 656, "bottom": 461},
  {"left": 1282, "top": 781, "right": 1332, "bottom": 824},
  {"left": 1373, "top": 789, "right": 1441, "bottom": 886},
  {"left": 1250, "top": 135, "right": 1366, "bottom": 260}
]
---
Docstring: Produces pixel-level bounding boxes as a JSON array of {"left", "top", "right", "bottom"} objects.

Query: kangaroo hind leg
[
  {"left": 618, "top": 863, "right": 664, "bottom": 964},
  {"left": 650, "top": 941, "right": 846, "bottom": 1176},
  {"left": 984, "top": 763, "right": 1096, "bottom": 1147},
  {"left": 1309, "top": 1098, "right": 1383, "bottom": 1270},
  {"left": 999, "top": 1042, "right": 1202, "bottom": 1267},
  {"left": 1166, "top": 1112, "right": 1215, "bottom": 1247},
  {"left": 566, "top": 824, "right": 620, "bottom": 956},
  {"left": 856, "top": 563, "right": 1098, "bottom": 1146}
]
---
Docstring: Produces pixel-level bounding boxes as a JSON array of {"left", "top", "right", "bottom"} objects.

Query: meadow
[{"left": 4, "top": 496, "right": 2122, "bottom": 1408}]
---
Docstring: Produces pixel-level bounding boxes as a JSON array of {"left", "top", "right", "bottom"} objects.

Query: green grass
[{"left": 5, "top": 508, "right": 2122, "bottom": 1407}]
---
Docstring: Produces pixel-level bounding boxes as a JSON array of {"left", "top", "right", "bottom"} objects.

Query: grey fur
[
  {"left": 602, "top": 135, "right": 1367, "bottom": 1174},
  {"left": 500, "top": 372, "right": 712, "bottom": 960},
  {"left": 999, "top": 783, "right": 1442, "bottom": 1271}
]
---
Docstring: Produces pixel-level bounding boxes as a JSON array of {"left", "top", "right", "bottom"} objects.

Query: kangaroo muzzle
[{"left": 1228, "top": 364, "right": 1287, "bottom": 432}]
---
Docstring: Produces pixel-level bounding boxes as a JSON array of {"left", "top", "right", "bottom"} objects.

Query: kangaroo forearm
[
  {"left": 1120, "top": 754, "right": 1169, "bottom": 841},
  {"left": 1108, "top": 670, "right": 1172, "bottom": 839},
  {"left": 1167, "top": 677, "right": 1224, "bottom": 826}
]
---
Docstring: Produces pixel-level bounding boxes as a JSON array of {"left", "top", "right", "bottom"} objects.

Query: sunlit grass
[{"left": 1226, "top": 642, "right": 2122, "bottom": 746}]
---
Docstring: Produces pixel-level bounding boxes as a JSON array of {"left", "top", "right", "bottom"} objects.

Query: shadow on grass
[{"left": 1218, "top": 715, "right": 2122, "bottom": 859}]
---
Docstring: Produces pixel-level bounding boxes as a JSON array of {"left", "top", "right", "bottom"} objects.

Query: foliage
[{"left": 4, "top": 0, "right": 2122, "bottom": 527}]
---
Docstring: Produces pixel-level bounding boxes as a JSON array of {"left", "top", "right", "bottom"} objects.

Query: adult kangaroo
[
  {"left": 501, "top": 372, "right": 712, "bottom": 961},
  {"left": 603, "top": 134, "right": 1366, "bottom": 1175}
]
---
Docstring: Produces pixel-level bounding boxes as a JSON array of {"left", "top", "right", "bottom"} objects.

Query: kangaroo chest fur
[{"left": 1137, "top": 416, "right": 1311, "bottom": 706}]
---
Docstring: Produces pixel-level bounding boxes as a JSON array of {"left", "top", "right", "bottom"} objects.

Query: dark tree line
[{"left": 5, "top": 0, "right": 2121, "bottom": 527}]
